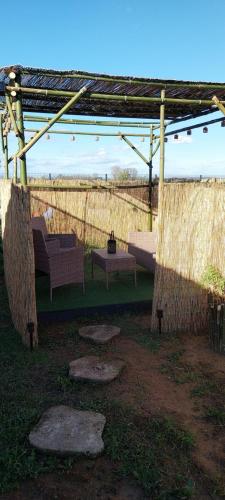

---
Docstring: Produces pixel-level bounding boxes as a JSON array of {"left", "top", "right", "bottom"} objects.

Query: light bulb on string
[
  {"left": 95, "top": 136, "right": 100, "bottom": 141},
  {"left": 203, "top": 127, "right": 208, "bottom": 134},
  {"left": 174, "top": 134, "right": 179, "bottom": 140},
  {"left": 187, "top": 130, "right": 192, "bottom": 136},
  {"left": 221, "top": 120, "right": 225, "bottom": 127},
  {"left": 46, "top": 134, "right": 50, "bottom": 140},
  {"left": 70, "top": 135, "right": 75, "bottom": 141}
]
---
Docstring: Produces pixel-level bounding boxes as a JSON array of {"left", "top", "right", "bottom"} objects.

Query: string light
[
  {"left": 221, "top": 120, "right": 225, "bottom": 127},
  {"left": 174, "top": 134, "right": 179, "bottom": 140},
  {"left": 95, "top": 136, "right": 100, "bottom": 141},
  {"left": 70, "top": 135, "right": 75, "bottom": 141},
  {"left": 46, "top": 134, "right": 50, "bottom": 140},
  {"left": 203, "top": 127, "right": 208, "bottom": 134},
  {"left": 187, "top": 130, "right": 192, "bottom": 136},
  {"left": 164, "top": 137, "right": 168, "bottom": 143}
]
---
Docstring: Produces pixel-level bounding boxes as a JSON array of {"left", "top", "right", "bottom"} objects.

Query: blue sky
[{"left": 2, "top": 0, "right": 225, "bottom": 178}]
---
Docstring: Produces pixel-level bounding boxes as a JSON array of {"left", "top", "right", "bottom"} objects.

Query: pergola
[{"left": 1, "top": 65, "right": 225, "bottom": 204}]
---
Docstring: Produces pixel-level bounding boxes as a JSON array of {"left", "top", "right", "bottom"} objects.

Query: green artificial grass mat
[{"left": 36, "top": 255, "right": 154, "bottom": 312}]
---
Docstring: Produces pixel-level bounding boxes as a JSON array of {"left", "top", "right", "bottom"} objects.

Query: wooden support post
[
  {"left": 0, "top": 114, "right": 8, "bottom": 178},
  {"left": 121, "top": 135, "right": 150, "bottom": 165},
  {"left": 14, "top": 75, "right": 27, "bottom": 185},
  {"left": 212, "top": 95, "right": 225, "bottom": 116},
  {"left": 15, "top": 86, "right": 87, "bottom": 159},
  {"left": 6, "top": 84, "right": 225, "bottom": 106},
  {"left": 13, "top": 157, "right": 18, "bottom": 183},
  {"left": 5, "top": 94, "right": 19, "bottom": 136},
  {"left": 148, "top": 125, "right": 153, "bottom": 231},
  {"left": 159, "top": 90, "right": 165, "bottom": 185},
  {"left": 3, "top": 134, "right": 9, "bottom": 179}
]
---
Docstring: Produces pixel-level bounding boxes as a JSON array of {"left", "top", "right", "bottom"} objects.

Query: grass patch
[
  {"left": 77, "top": 398, "right": 195, "bottom": 498},
  {"left": 205, "top": 406, "right": 225, "bottom": 426},
  {"left": 191, "top": 381, "right": 217, "bottom": 398},
  {"left": 160, "top": 350, "right": 201, "bottom": 385}
]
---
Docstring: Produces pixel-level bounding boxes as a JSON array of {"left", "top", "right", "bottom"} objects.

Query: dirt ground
[{"left": 2, "top": 313, "right": 225, "bottom": 499}]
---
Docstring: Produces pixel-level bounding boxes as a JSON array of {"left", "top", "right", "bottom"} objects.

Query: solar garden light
[
  {"left": 27, "top": 322, "right": 35, "bottom": 351},
  {"left": 156, "top": 309, "right": 163, "bottom": 335}
]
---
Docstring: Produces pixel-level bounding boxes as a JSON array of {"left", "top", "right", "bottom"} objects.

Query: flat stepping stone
[
  {"left": 69, "top": 356, "right": 125, "bottom": 383},
  {"left": 79, "top": 324, "right": 120, "bottom": 344},
  {"left": 29, "top": 405, "right": 106, "bottom": 457}
]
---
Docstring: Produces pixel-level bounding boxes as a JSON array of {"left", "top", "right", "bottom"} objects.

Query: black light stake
[
  {"left": 27, "top": 322, "right": 35, "bottom": 351},
  {"left": 156, "top": 309, "right": 163, "bottom": 335}
]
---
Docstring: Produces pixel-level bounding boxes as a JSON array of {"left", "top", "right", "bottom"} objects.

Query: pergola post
[
  {"left": 3, "top": 134, "right": 9, "bottom": 179},
  {"left": 159, "top": 90, "right": 165, "bottom": 185},
  {"left": 0, "top": 114, "right": 9, "bottom": 179},
  {"left": 148, "top": 125, "right": 154, "bottom": 230},
  {"left": 15, "top": 74, "right": 27, "bottom": 185}
]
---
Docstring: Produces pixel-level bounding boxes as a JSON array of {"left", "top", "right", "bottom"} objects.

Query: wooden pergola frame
[{"left": 1, "top": 66, "right": 225, "bottom": 230}]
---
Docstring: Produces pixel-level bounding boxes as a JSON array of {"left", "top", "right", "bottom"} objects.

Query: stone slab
[
  {"left": 78, "top": 324, "right": 120, "bottom": 344},
  {"left": 69, "top": 356, "right": 125, "bottom": 383},
  {"left": 29, "top": 406, "right": 106, "bottom": 457}
]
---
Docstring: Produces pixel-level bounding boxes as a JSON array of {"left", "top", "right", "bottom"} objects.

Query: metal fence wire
[{"left": 209, "top": 303, "right": 225, "bottom": 353}]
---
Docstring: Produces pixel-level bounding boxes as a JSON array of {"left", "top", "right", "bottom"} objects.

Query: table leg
[
  {"left": 134, "top": 269, "right": 137, "bottom": 287},
  {"left": 92, "top": 258, "right": 94, "bottom": 279},
  {"left": 106, "top": 272, "right": 109, "bottom": 290}
]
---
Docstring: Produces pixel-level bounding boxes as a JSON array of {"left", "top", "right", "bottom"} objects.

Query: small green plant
[
  {"left": 201, "top": 265, "right": 225, "bottom": 297},
  {"left": 205, "top": 406, "right": 225, "bottom": 425},
  {"left": 191, "top": 381, "right": 217, "bottom": 398}
]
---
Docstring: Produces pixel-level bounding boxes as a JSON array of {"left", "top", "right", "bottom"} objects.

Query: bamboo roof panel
[{"left": 0, "top": 65, "right": 225, "bottom": 119}]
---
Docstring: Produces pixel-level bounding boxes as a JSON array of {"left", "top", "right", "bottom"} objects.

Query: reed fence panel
[
  {"left": 152, "top": 182, "right": 225, "bottom": 334},
  {"left": 30, "top": 181, "right": 157, "bottom": 248},
  {"left": 0, "top": 181, "right": 38, "bottom": 346}
]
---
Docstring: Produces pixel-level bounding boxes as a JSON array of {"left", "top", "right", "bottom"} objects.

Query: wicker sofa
[{"left": 128, "top": 231, "right": 157, "bottom": 273}]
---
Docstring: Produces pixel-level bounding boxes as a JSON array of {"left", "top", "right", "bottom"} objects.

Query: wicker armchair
[
  {"left": 31, "top": 216, "right": 76, "bottom": 248},
  {"left": 128, "top": 231, "right": 157, "bottom": 273},
  {"left": 32, "top": 229, "right": 85, "bottom": 301}
]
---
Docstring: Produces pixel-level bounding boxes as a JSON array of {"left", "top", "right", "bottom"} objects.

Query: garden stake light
[
  {"left": 156, "top": 309, "right": 163, "bottom": 335},
  {"left": 27, "top": 322, "right": 35, "bottom": 352}
]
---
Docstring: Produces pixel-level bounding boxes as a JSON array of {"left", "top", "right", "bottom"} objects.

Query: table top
[{"left": 92, "top": 248, "right": 135, "bottom": 260}]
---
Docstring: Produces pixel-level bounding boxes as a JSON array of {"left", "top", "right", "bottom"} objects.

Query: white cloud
[{"left": 170, "top": 136, "right": 193, "bottom": 144}]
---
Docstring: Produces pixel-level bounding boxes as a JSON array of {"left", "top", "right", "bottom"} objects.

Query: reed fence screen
[
  {"left": 30, "top": 181, "right": 158, "bottom": 249},
  {"left": 0, "top": 180, "right": 38, "bottom": 346},
  {"left": 152, "top": 182, "right": 225, "bottom": 334}
]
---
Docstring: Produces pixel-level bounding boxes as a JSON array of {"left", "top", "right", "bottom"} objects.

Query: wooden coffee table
[{"left": 91, "top": 249, "right": 137, "bottom": 290}]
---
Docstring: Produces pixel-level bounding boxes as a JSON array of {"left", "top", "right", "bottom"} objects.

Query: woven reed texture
[
  {"left": 0, "top": 181, "right": 38, "bottom": 346},
  {"left": 1, "top": 65, "right": 225, "bottom": 119},
  {"left": 30, "top": 182, "right": 158, "bottom": 249},
  {"left": 151, "top": 182, "right": 225, "bottom": 334}
]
